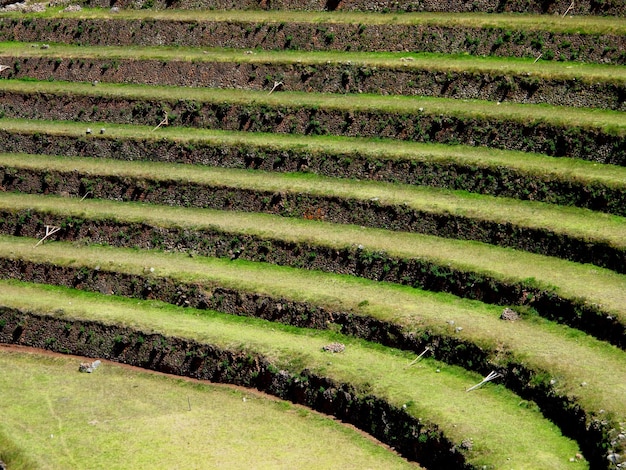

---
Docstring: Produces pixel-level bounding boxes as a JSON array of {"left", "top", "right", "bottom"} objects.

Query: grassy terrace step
[
  {"left": 2, "top": 152, "right": 625, "bottom": 272},
  {"left": 0, "top": 349, "right": 420, "bottom": 470},
  {"left": 4, "top": 42, "right": 626, "bottom": 110},
  {"left": 69, "top": 0, "right": 626, "bottom": 16},
  {"left": 1, "top": 240, "right": 624, "bottom": 466},
  {"left": 2, "top": 9, "right": 626, "bottom": 64},
  {"left": 0, "top": 282, "right": 589, "bottom": 469},
  {"left": 2, "top": 80, "right": 626, "bottom": 164},
  {"left": 3, "top": 119, "right": 626, "bottom": 216},
  {"left": 2, "top": 192, "right": 626, "bottom": 347}
]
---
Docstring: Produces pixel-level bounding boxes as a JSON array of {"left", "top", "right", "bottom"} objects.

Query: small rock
[
  {"left": 86, "top": 128, "right": 92, "bottom": 135},
  {"left": 500, "top": 308, "right": 520, "bottom": 321},
  {"left": 91, "top": 360, "right": 101, "bottom": 369},
  {"left": 61, "top": 4, "right": 81, "bottom": 12},
  {"left": 110, "top": 6, "right": 119, "bottom": 12},
  {"left": 41, "top": 44, "right": 50, "bottom": 49},
  {"left": 92, "top": 80, "right": 99, "bottom": 86},
  {"left": 99, "top": 128, "right": 106, "bottom": 134},
  {"left": 455, "top": 326, "right": 463, "bottom": 333},
  {"left": 322, "top": 342, "right": 345, "bottom": 353},
  {"left": 79, "top": 362, "right": 93, "bottom": 373}
]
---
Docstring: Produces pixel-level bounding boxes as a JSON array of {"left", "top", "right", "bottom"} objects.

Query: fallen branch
[
  {"left": 152, "top": 111, "right": 169, "bottom": 131},
  {"left": 466, "top": 371, "right": 501, "bottom": 392},
  {"left": 562, "top": 0, "right": 574, "bottom": 16},
  {"left": 268, "top": 81, "right": 283, "bottom": 95},
  {"left": 533, "top": 53, "right": 543, "bottom": 63},
  {"left": 80, "top": 191, "right": 92, "bottom": 201},
  {"left": 34, "top": 225, "right": 61, "bottom": 247},
  {"left": 406, "top": 347, "right": 430, "bottom": 368}
]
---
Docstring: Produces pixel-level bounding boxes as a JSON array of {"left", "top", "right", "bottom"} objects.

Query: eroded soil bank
[
  {"left": 2, "top": 130, "right": 624, "bottom": 216},
  {"left": 0, "top": 306, "right": 468, "bottom": 469},
  {"left": 2, "top": 17, "right": 625, "bottom": 65},
  {"left": 4, "top": 55, "right": 626, "bottom": 111},
  {"left": 1, "top": 91, "right": 624, "bottom": 166},
  {"left": 2, "top": 208, "right": 623, "bottom": 350}
]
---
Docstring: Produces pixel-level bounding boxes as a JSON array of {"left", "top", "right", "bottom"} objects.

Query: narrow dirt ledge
[
  {"left": 1, "top": 165, "right": 624, "bottom": 274},
  {"left": 1, "top": 209, "right": 623, "bottom": 349},
  {"left": 0, "top": 277, "right": 616, "bottom": 468},
  {"left": 0, "top": 306, "right": 470, "bottom": 469},
  {"left": 77, "top": 0, "right": 626, "bottom": 16},
  {"left": 0, "top": 92, "right": 624, "bottom": 166},
  {"left": 2, "top": 130, "right": 624, "bottom": 216},
  {"left": 4, "top": 55, "right": 626, "bottom": 111},
  {"left": 1, "top": 18, "right": 625, "bottom": 65}
]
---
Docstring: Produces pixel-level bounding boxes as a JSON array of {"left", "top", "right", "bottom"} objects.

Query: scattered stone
[
  {"left": 322, "top": 342, "right": 345, "bottom": 353},
  {"left": 99, "top": 128, "right": 106, "bottom": 134},
  {"left": 608, "top": 453, "right": 622, "bottom": 464},
  {"left": 61, "top": 4, "right": 81, "bottom": 11},
  {"left": 455, "top": 326, "right": 463, "bottom": 333},
  {"left": 92, "top": 80, "right": 99, "bottom": 86},
  {"left": 500, "top": 308, "right": 520, "bottom": 321},
  {"left": 40, "top": 43, "right": 50, "bottom": 49},
  {"left": 85, "top": 128, "right": 92, "bottom": 135},
  {"left": 110, "top": 6, "right": 119, "bottom": 12},
  {"left": 460, "top": 438, "right": 473, "bottom": 450},
  {"left": 79, "top": 360, "right": 102, "bottom": 373}
]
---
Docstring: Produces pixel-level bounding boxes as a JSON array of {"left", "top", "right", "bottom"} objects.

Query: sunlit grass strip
[
  {"left": 1, "top": 191, "right": 624, "bottom": 319},
  {"left": 2, "top": 41, "right": 626, "bottom": 84},
  {"left": 2, "top": 118, "right": 625, "bottom": 188},
  {"left": 3, "top": 192, "right": 626, "bottom": 319},
  {"left": 2, "top": 234, "right": 626, "bottom": 424},
  {"left": 2, "top": 79, "right": 626, "bottom": 134},
  {"left": 0, "top": 348, "right": 418, "bottom": 470},
  {"left": 6, "top": 7, "right": 626, "bottom": 35},
  {"left": 2, "top": 152, "right": 624, "bottom": 248},
  {"left": 0, "top": 279, "right": 586, "bottom": 469}
]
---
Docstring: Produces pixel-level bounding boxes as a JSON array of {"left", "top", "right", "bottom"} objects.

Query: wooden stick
[
  {"left": 152, "top": 111, "right": 169, "bottom": 131},
  {"left": 466, "top": 371, "right": 501, "bottom": 392},
  {"left": 34, "top": 225, "right": 61, "bottom": 247},
  {"left": 406, "top": 347, "right": 430, "bottom": 368},
  {"left": 533, "top": 53, "right": 543, "bottom": 63},
  {"left": 80, "top": 191, "right": 92, "bottom": 201},
  {"left": 562, "top": 0, "right": 574, "bottom": 17},
  {"left": 268, "top": 81, "right": 283, "bottom": 95}
]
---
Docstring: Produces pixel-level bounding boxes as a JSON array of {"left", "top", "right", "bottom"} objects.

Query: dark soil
[
  {"left": 4, "top": 55, "right": 626, "bottom": 110},
  {"left": 2, "top": 17, "right": 626, "bottom": 65},
  {"left": 2, "top": 129, "right": 624, "bottom": 217},
  {"left": 2, "top": 162, "right": 624, "bottom": 274},
  {"left": 1, "top": 90, "right": 625, "bottom": 166}
]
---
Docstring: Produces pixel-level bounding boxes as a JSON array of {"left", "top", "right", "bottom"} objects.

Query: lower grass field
[{"left": 0, "top": 347, "right": 418, "bottom": 470}]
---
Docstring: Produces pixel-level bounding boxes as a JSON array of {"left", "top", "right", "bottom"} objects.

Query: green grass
[
  {"left": 6, "top": 7, "right": 626, "bottom": 35},
  {"left": 3, "top": 118, "right": 626, "bottom": 188},
  {"left": 0, "top": 280, "right": 587, "bottom": 469},
  {"left": 1, "top": 235, "right": 625, "bottom": 424},
  {"left": 3, "top": 192, "right": 626, "bottom": 322},
  {"left": 0, "top": 347, "right": 419, "bottom": 469},
  {"left": 3, "top": 41, "right": 626, "bottom": 84},
  {"left": 2, "top": 152, "right": 625, "bottom": 249},
  {"left": 2, "top": 78, "right": 626, "bottom": 134}
]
